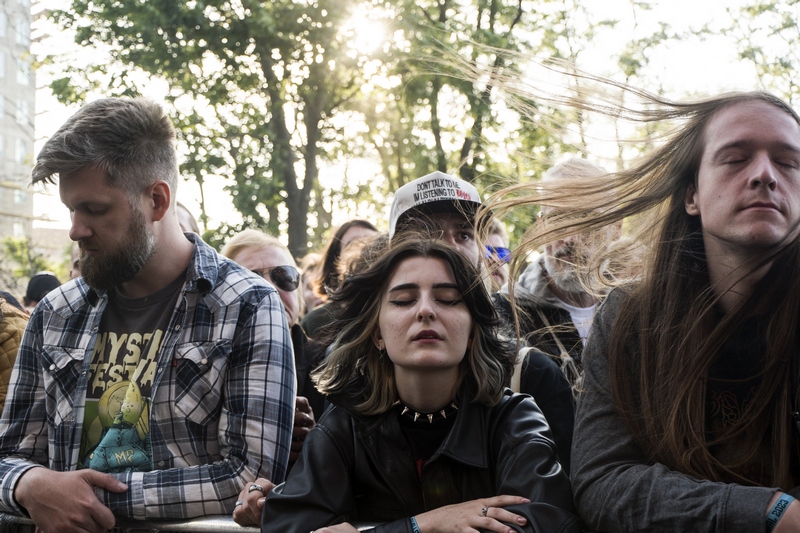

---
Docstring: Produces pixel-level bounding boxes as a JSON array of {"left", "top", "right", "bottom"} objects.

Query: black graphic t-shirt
[
  {"left": 79, "top": 272, "right": 185, "bottom": 473},
  {"left": 705, "top": 316, "right": 799, "bottom": 487},
  {"left": 706, "top": 320, "right": 763, "bottom": 433}
]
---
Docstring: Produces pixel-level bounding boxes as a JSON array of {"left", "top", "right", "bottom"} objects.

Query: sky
[{"left": 31, "top": 0, "right": 758, "bottom": 233}]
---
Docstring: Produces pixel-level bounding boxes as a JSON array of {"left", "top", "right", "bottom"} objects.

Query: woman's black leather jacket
[{"left": 261, "top": 382, "right": 584, "bottom": 532}]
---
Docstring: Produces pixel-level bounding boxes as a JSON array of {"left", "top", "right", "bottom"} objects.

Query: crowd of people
[{"left": 0, "top": 81, "right": 799, "bottom": 533}]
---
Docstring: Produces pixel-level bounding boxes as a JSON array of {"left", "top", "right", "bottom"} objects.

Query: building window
[
  {"left": 12, "top": 222, "right": 24, "bottom": 238},
  {"left": 15, "top": 138, "right": 28, "bottom": 164},
  {"left": 15, "top": 99, "right": 28, "bottom": 125},
  {"left": 16, "top": 60, "right": 28, "bottom": 86},
  {"left": 15, "top": 19, "right": 30, "bottom": 46},
  {"left": 14, "top": 189, "right": 26, "bottom": 204},
  {"left": 0, "top": 13, "right": 7, "bottom": 39}
]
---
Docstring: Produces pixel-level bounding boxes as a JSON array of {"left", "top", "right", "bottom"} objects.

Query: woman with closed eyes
[{"left": 256, "top": 237, "right": 582, "bottom": 533}]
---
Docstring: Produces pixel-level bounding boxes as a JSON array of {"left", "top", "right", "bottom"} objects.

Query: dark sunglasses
[
  {"left": 251, "top": 265, "right": 301, "bottom": 292},
  {"left": 485, "top": 245, "right": 512, "bottom": 263}
]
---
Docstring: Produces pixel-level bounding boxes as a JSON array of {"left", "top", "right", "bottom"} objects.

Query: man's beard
[
  {"left": 543, "top": 249, "right": 586, "bottom": 295},
  {"left": 79, "top": 207, "right": 156, "bottom": 291}
]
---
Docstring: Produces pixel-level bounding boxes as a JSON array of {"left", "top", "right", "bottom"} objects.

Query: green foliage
[
  {"left": 202, "top": 221, "right": 254, "bottom": 253},
  {"left": 43, "top": 0, "right": 684, "bottom": 255},
  {"left": 2, "top": 237, "right": 53, "bottom": 278},
  {"left": 49, "top": 0, "right": 372, "bottom": 258},
  {"left": 0, "top": 238, "right": 68, "bottom": 298},
  {"left": 721, "top": 0, "right": 800, "bottom": 105}
]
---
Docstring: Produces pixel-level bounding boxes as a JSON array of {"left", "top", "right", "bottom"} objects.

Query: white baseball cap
[{"left": 389, "top": 171, "right": 483, "bottom": 237}]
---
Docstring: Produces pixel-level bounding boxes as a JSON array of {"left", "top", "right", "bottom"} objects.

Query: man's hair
[
  {"left": 313, "top": 237, "right": 515, "bottom": 415},
  {"left": 486, "top": 218, "right": 508, "bottom": 245},
  {"left": 538, "top": 156, "right": 619, "bottom": 294},
  {"left": 32, "top": 98, "right": 178, "bottom": 200},
  {"left": 541, "top": 157, "right": 607, "bottom": 185},
  {"left": 490, "top": 90, "right": 800, "bottom": 489}
]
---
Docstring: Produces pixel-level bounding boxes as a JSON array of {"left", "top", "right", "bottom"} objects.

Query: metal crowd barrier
[{"left": 0, "top": 513, "right": 381, "bottom": 532}]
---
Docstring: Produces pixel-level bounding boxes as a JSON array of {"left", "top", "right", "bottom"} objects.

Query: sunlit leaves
[{"left": 721, "top": 0, "right": 800, "bottom": 105}]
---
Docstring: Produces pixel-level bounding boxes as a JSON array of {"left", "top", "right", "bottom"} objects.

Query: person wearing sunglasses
[
  {"left": 485, "top": 219, "right": 511, "bottom": 291},
  {"left": 222, "top": 230, "right": 303, "bottom": 327}
]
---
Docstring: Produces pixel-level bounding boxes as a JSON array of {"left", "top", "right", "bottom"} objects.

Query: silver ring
[
  {"left": 248, "top": 483, "right": 266, "bottom": 495},
  {"left": 234, "top": 500, "right": 244, "bottom": 507},
  {"left": 481, "top": 505, "right": 489, "bottom": 517}
]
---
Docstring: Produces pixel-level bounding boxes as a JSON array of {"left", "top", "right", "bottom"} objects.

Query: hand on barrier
[
  {"left": 412, "top": 495, "right": 530, "bottom": 533},
  {"left": 15, "top": 467, "right": 128, "bottom": 533},
  {"left": 232, "top": 477, "right": 275, "bottom": 526}
]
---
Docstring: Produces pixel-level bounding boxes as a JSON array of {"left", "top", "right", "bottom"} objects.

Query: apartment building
[{"left": 0, "top": 0, "right": 33, "bottom": 239}]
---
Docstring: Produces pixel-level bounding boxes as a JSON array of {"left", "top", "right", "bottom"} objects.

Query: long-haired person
[
  {"left": 490, "top": 90, "right": 800, "bottom": 531},
  {"left": 251, "top": 238, "right": 581, "bottom": 532}
]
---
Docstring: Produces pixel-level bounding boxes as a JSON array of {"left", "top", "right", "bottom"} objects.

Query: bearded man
[
  {"left": 495, "top": 158, "right": 621, "bottom": 389},
  {"left": 0, "top": 99, "right": 296, "bottom": 532}
]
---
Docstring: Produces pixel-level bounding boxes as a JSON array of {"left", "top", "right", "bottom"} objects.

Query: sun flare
[{"left": 343, "top": 8, "right": 388, "bottom": 55}]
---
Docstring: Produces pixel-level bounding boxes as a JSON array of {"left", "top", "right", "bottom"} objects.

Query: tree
[
  {"left": 42, "top": 0, "right": 686, "bottom": 252},
  {"left": 373, "top": 0, "right": 645, "bottom": 243},
  {"left": 345, "top": 0, "right": 590, "bottom": 244},
  {"left": 48, "top": 0, "right": 372, "bottom": 257},
  {"left": 0, "top": 237, "right": 67, "bottom": 297},
  {"left": 720, "top": 0, "right": 800, "bottom": 106},
  {"left": 383, "top": 0, "right": 543, "bottom": 182}
]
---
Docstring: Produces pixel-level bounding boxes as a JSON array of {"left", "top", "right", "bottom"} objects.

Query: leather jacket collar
[{"left": 330, "top": 378, "right": 491, "bottom": 469}]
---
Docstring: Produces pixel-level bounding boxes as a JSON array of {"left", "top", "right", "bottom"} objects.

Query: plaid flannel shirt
[{"left": 0, "top": 235, "right": 296, "bottom": 520}]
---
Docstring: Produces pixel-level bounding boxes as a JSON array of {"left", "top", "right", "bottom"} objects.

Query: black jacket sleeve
[
  {"left": 262, "top": 392, "right": 584, "bottom": 533},
  {"left": 518, "top": 348, "right": 575, "bottom": 474},
  {"left": 261, "top": 411, "right": 356, "bottom": 532},
  {"left": 489, "top": 393, "right": 584, "bottom": 533}
]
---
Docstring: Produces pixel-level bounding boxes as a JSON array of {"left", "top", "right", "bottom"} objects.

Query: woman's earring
[{"left": 377, "top": 341, "right": 386, "bottom": 363}]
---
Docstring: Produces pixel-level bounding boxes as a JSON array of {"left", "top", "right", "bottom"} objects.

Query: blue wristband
[
  {"left": 410, "top": 516, "right": 422, "bottom": 533},
  {"left": 766, "top": 493, "right": 795, "bottom": 533}
]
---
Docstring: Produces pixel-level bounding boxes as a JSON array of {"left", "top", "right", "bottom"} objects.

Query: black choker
[{"left": 394, "top": 400, "right": 459, "bottom": 423}]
